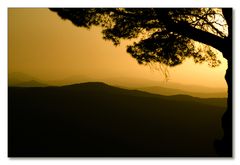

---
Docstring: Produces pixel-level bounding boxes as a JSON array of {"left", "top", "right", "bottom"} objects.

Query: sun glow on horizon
[{"left": 8, "top": 8, "right": 228, "bottom": 89}]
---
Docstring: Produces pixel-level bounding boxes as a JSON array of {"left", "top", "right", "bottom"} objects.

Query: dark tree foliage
[
  {"left": 50, "top": 8, "right": 228, "bottom": 67},
  {"left": 50, "top": 8, "right": 232, "bottom": 156}
]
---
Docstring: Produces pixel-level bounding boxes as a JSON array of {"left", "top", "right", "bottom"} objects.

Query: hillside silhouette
[
  {"left": 138, "top": 86, "right": 227, "bottom": 98},
  {"left": 8, "top": 82, "right": 226, "bottom": 157},
  {"left": 8, "top": 72, "right": 227, "bottom": 98}
]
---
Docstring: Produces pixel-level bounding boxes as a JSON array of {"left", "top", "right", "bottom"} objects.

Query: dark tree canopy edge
[{"left": 50, "top": 8, "right": 231, "bottom": 68}]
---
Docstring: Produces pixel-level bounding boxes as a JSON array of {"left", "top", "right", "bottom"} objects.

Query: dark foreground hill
[{"left": 8, "top": 82, "right": 226, "bottom": 157}]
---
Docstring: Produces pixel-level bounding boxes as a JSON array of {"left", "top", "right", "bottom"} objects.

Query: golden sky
[{"left": 8, "top": 8, "right": 227, "bottom": 89}]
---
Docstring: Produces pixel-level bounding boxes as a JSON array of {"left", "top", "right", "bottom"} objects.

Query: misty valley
[{"left": 8, "top": 82, "right": 226, "bottom": 157}]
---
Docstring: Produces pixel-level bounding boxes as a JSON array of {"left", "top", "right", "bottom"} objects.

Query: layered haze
[{"left": 8, "top": 8, "right": 227, "bottom": 97}]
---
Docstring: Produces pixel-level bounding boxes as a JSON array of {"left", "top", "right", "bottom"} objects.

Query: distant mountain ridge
[
  {"left": 10, "top": 82, "right": 227, "bottom": 108},
  {"left": 8, "top": 72, "right": 46, "bottom": 87},
  {"left": 10, "top": 80, "right": 47, "bottom": 87},
  {"left": 8, "top": 72, "right": 227, "bottom": 98},
  {"left": 137, "top": 86, "right": 227, "bottom": 98},
  {"left": 64, "top": 82, "right": 227, "bottom": 108}
]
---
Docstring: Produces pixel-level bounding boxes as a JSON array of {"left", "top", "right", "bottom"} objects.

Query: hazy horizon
[
  {"left": 8, "top": 71, "right": 227, "bottom": 89},
  {"left": 8, "top": 71, "right": 227, "bottom": 98},
  {"left": 9, "top": 8, "right": 228, "bottom": 95}
]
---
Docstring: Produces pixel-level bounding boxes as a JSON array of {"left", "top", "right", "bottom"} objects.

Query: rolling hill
[
  {"left": 8, "top": 82, "right": 226, "bottom": 157},
  {"left": 8, "top": 72, "right": 227, "bottom": 98}
]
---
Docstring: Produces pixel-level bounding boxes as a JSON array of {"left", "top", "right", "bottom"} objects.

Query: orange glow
[{"left": 8, "top": 8, "right": 227, "bottom": 89}]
